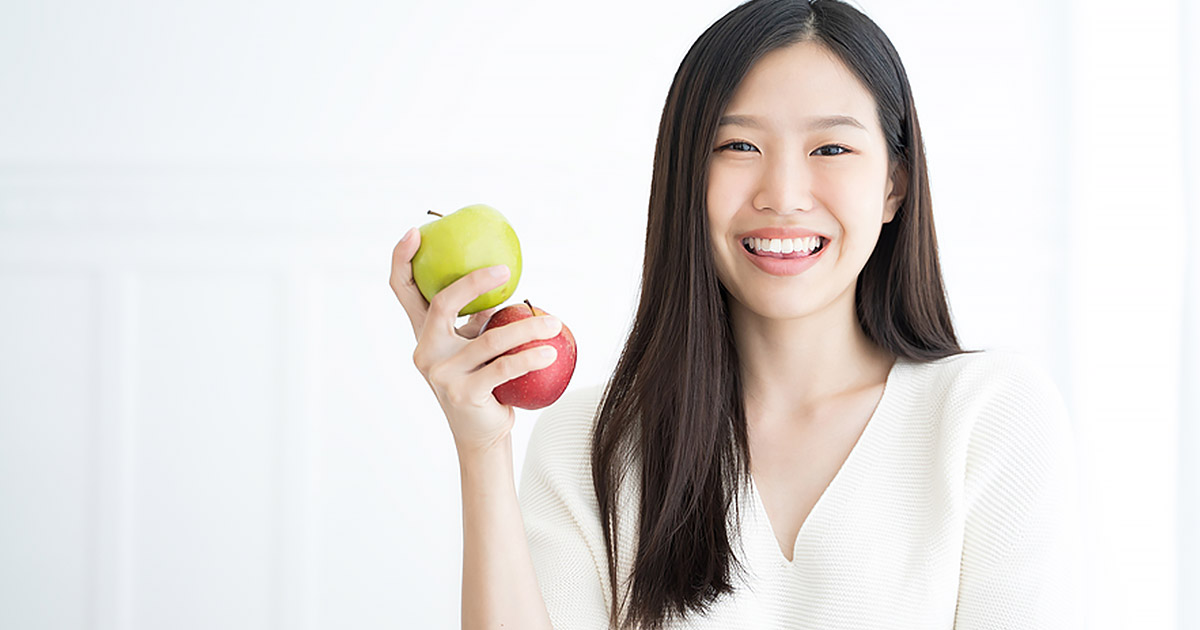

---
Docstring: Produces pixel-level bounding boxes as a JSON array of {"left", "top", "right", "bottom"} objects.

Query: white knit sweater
[{"left": 517, "top": 350, "right": 1084, "bottom": 629}]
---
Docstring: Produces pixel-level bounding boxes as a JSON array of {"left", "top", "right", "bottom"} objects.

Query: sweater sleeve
[
  {"left": 517, "top": 387, "right": 613, "bottom": 630},
  {"left": 952, "top": 355, "right": 1085, "bottom": 629}
]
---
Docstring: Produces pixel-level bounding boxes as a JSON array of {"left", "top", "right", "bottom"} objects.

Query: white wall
[{"left": 0, "top": 0, "right": 1192, "bottom": 628}]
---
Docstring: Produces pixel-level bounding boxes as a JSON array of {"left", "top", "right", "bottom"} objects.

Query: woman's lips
[{"left": 739, "top": 237, "right": 828, "bottom": 276}]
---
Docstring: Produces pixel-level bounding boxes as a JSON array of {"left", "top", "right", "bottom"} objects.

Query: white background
[{"left": 0, "top": 0, "right": 1196, "bottom": 628}]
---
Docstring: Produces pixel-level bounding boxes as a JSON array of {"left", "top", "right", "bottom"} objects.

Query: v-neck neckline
[{"left": 745, "top": 356, "right": 906, "bottom": 566}]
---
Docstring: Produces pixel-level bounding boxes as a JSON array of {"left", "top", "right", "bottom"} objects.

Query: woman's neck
[{"left": 730, "top": 290, "right": 895, "bottom": 425}]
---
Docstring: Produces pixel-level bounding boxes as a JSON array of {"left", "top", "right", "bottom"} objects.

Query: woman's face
[{"left": 706, "top": 41, "right": 903, "bottom": 323}]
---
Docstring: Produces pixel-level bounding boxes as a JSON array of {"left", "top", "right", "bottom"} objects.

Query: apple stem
[
  {"left": 427, "top": 210, "right": 444, "bottom": 218},
  {"left": 524, "top": 299, "right": 535, "bottom": 315}
]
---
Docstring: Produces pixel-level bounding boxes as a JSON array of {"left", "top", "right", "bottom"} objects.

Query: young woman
[{"left": 391, "top": 0, "right": 1082, "bottom": 628}]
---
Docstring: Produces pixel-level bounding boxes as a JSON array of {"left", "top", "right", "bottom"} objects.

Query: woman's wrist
[{"left": 457, "top": 432, "right": 514, "bottom": 475}]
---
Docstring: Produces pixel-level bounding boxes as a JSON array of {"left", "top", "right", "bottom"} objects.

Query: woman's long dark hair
[{"left": 591, "top": 1, "right": 969, "bottom": 627}]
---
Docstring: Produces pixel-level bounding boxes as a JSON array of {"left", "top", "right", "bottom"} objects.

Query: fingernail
[
  {"left": 537, "top": 346, "right": 557, "bottom": 360},
  {"left": 400, "top": 227, "right": 415, "bottom": 243},
  {"left": 541, "top": 316, "right": 561, "bottom": 331},
  {"left": 489, "top": 265, "right": 509, "bottom": 278}
]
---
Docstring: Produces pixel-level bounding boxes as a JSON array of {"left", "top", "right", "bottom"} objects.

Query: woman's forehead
[{"left": 724, "top": 42, "right": 878, "bottom": 129}]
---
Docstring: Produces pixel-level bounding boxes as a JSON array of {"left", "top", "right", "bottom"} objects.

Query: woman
[{"left": 391, "top": 0, "right": 1082, "bottom": 628}]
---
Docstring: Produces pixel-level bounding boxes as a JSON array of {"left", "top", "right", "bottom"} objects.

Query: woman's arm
[
  {"left": 391, "top": 228, "right": 556, "bottom": 629},
  {"left": 459, "top": 437, "right": 554, "bottom": 629}
]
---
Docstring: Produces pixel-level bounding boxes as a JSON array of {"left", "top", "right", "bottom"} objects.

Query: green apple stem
[
  {"left": 427, "top": 210, "right": 444, "bottom": 218},
  {"left": 524, "top": 299, "right": 535, "bottom": 315}
]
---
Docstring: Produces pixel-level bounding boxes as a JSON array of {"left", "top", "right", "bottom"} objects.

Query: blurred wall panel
[
  {"left": 0, "top": 271, "right": 95, "bottom": 629},
  {"left": 129, "top": 272, "right": 280, "bottom": 629}
]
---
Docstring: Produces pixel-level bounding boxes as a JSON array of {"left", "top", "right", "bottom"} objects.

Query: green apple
[{"left": 411, "top": 203, "right": 522, "bottom": 316}]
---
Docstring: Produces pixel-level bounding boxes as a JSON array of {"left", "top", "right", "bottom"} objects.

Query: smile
[
  {"left": 738, "top": 235, "right": 829, "bottom": 276},
  {"left": 741, "top": 236, "right": 827, "bottom": 258}
]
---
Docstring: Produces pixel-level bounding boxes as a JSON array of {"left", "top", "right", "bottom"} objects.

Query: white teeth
[{"left": 743, "top": 236, "right": 824, "bottom": 254}]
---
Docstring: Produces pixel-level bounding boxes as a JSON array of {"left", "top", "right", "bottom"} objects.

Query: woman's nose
[{"left": 751, "top": 152, "right": 814, "bottom": 214}]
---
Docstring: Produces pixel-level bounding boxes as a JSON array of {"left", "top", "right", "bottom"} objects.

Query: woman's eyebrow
[{"left": 717, "top": 114, "right": 866, "bottom": 131}]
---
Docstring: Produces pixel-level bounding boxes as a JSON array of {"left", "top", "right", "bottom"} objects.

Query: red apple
[{"left": 481, "top": 300, "right": 577, "bottom": 410}]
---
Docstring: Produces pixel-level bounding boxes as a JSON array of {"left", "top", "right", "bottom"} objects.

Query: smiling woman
[
  {"left": 392, "top": 0, "right": 1084, "bottom": 628},
  {"left": 532, "top": 0, "right": 1081, "bottom": 628}
]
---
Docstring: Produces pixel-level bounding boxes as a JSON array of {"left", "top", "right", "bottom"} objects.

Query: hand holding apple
[
  {"left": 392, "top": 239, "right": 559, "bottom": 452},
  {"left": 411, "top": 203, "right": 522, "bottom": 317},
  {"left": 481, "top": 300, "right": 577, "bottom": 410}
]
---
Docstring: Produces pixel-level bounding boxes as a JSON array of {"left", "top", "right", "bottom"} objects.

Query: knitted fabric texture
[{"left": 518, "top": 350, "right": 1084, "bottom": 629}]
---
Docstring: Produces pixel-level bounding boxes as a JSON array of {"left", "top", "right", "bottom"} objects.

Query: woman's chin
[{"left": 729, "top": 295, "right": 826, "bottom": 323}]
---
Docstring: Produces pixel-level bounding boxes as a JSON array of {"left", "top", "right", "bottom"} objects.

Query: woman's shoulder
[
  {"left": 522, "top": 383, "right": 607, "bottom": 476},
  {"left": 528, "top": 383, "right": 606, "bottom": 441},
  {"left": 904, "top": 348, "right": 1066, "bottom": 408},
  {"left": 899, "top": 349, "right": 1073, "bottom": 453}
]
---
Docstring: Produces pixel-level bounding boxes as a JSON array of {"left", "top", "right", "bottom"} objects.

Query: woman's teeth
[{"left": 742, "top": 236, "right": 825, "bottom": 257}]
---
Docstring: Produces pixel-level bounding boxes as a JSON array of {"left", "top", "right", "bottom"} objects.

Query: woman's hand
[{"left": 390, "top": 227, "right": 563, "bottom": 454}]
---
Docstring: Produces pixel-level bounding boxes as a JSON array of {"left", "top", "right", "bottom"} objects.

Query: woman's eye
[
  {"left": 717, "top": 141, "right": 757, "bottom": 153},
  {"left": 812, "top": 144, "right": 851, "bottom": 156}
]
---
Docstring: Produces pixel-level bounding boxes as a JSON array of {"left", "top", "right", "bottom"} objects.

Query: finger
[
  {"left": 450, "top": 313, "right": 562, "bottom": 373},
  {"left": 465, "top": 344, "right": 559, "bottom": 401},
  {"left": 425, "top": 265, "right": 511, "bottom": 335},
  {"left": 390, "top": 227, "right": 427, "bottom": 337},
  {"left": 455, "top": 306, "right": 498, "bottom": 339}
]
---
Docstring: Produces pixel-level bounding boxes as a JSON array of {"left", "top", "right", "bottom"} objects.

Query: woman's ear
[{"left": 883, "top": 162, "right": 908, "bottom": 224}]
